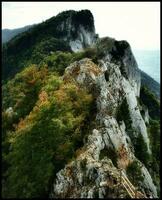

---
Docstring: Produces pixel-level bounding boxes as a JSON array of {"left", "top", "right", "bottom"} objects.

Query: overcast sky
[{"left": 2, "top": 1, "right": 160, "bottom": 50}]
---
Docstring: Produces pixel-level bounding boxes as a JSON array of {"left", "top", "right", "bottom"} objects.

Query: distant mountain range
[
  {"left": 2, "top": 25, "right": 34, "bottom": 43},
  {"left": 133, "top": 49, "right": 160, "bottom": 83}
]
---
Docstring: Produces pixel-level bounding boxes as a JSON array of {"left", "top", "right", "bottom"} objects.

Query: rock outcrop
[
  {"left": 50, "top": 58, "right": 157, "bottom": 198},
  {"left": 54, "top": 10, "right": 97, "bottom": 52}
]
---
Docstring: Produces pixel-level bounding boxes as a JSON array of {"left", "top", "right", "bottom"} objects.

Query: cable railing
[
  {"left": 120, "top": 170, "right": 146, "bottom": 198},
  {"left": 100, "top": 169, "right": 147, "bottom": 198}
]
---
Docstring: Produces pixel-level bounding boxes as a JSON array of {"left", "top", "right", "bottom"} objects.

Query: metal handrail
[
  {"left": 119, "top": 169, "right": 147, "bottom": 198},
  {"left": 99, "top": 169, "right": 147, "bottom": 198}
]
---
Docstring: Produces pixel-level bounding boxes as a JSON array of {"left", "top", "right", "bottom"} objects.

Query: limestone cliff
[
  {"left": 53, "top": 10, "right": 97, "bottom": 52},
  {"left": 48, "top": 10, "right": 159, "bottom": 199},
  {"left": 50, "top": 58, "right": 157, "bottom": 198}
]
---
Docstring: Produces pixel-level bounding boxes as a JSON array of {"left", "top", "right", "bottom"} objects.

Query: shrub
[
  {"left": 116, "top": 98, "right": 132, "bottom": 133},
  {"left": 4, "top": 81, "right": 93, "bottom": 198},
  {"left": 100, "top": 148, "right": 118, "bottom": 167},
  {"left": 140, "top": 86, "right": 160, "bottom": 120},
  {"left": 43, "top": 51, "right": 72, "bottom": 75},
  {"left": 133, "top": 134, "right": 151, "bottom": 168},
  {"left": 126, "top": 160, "right": 144, "bottom": 186},
  {"left": 2, "top": 65, "right": 48, "bottom": 121},
  {"left": 147, "top": 119, "right": 160, "bottom": 195},
  {"left": 80, "top": 158, "right": 87, "bottom": 172}
]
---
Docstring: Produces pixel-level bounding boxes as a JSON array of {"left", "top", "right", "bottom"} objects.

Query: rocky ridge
[
  {"left": 48, "top": 10, "right": 158, "bottom": 198},
  {"left": 50, "top": 57, "right": 157, "bottom": 198},
  {"left": 2, "top": 9, "right": 159, "bottom": 198}
]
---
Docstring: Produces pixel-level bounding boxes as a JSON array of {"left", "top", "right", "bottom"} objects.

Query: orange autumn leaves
[{"left": 15, "top": 73, "right": 93, "bottom": 136}]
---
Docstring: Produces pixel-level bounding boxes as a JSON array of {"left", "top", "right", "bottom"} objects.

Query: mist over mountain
[{"left": 2, "top": 9, "right": 160, "bottom": 198}]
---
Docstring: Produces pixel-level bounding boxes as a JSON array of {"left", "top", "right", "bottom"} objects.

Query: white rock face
[
  {"left": 122, "top": 78, "right": 151, "bottom": 153},
  {"left": 143, "top": 107, "right": 150, "bottom": 125},
  {"left": 51, "top": 128, "right": 125, "bottom": 198},
  {"left": 69, "top": 40, "right": 83, "bottom": 52},
  {"left": 122, "top": 46, "right": 141, "bottom": 97},
  {"left": 141, "top": 164, "right": 157, "bottom": 196},
  {"left": 51, "top": 58, "right": 157, "bottom": 198},
  {"left": 69, "top": 25, "right": 96, "bottom": 52},
  {"left": 6, "top": 107, "right": 14, "bottom": 116},
  {"left": 53, "top": 10, "right": 97, "bottom": 52}
]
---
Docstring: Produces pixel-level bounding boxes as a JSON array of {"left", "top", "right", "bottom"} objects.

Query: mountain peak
[{"left": 51, "top": 9, "right": 96, "bottom": 51}]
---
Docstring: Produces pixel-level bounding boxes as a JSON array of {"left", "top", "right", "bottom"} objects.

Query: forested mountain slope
[{"left": 2, "top": 25, "right": 33, "bottom": 43}]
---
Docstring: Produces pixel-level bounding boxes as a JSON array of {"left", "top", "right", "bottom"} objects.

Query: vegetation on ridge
[
  {"left": 140, "top": 86, "right": 160, "bottom": 120},
  {"left": 2, "top": 66, "right": 94, "bottom": 198},
  {"left": 2, "top": 9, "right": 94, "bottom": 80}
]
